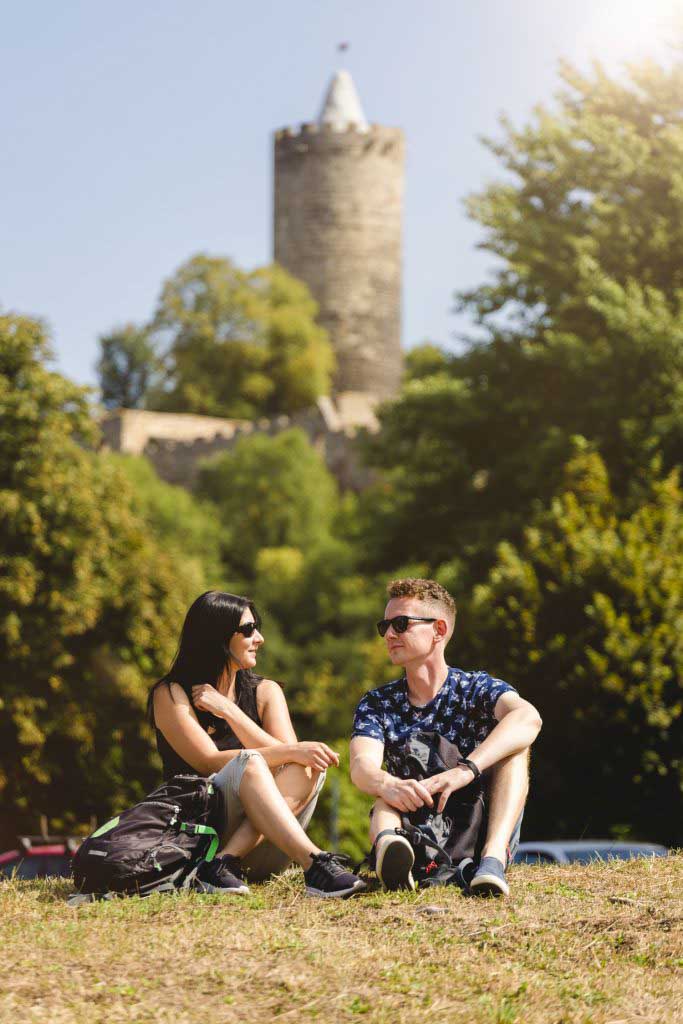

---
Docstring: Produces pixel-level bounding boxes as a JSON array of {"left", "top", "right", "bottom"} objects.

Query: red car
[{"left": 0, "top": 836, "right": 79, "bottom": 880}]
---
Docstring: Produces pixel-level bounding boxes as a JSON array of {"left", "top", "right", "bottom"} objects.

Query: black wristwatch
[{"left": 457, "top": 757, "right": 481, "bottom": 780}]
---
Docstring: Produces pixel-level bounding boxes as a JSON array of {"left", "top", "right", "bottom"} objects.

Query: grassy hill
[{"left": 1, "top": 855, "right": 681, "bottom": 1023}]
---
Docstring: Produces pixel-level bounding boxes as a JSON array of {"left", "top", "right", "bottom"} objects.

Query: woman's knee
[
  {"left": 276, "top": 763, "right": 321, "bottom": 810},
  {"left": 240, "top": 750, "right": 269, "bottom": 783}
]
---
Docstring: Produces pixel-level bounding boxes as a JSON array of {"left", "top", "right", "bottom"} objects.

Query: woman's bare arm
[
  {"left": 257, "top": 680, "right": 298, "bottom": 744},
  {"left": 154, "top": 684, "right": 300, "bottom": 775},
  {"left": 191, "top": 679, "right": 296, "bottom": 749},
  {"left": 155, "top": 684, "right": 338, "bottom": 774}
]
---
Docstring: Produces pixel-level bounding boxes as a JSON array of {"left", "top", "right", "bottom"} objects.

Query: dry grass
[{"left": 1, "top": 855, "right": 681, "bottom": 1024}]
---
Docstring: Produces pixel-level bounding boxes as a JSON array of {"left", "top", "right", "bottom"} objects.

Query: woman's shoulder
[
  {"left": 152, "top": 680, "right": 191, "bottom": 712},
  {"left": 254, "top": 677, "right": 285, "bottom": 706}
]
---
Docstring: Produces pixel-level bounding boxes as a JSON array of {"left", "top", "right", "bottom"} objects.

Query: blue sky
[{"left": 2, "top": 1, "right": 680, "bottom": 387}]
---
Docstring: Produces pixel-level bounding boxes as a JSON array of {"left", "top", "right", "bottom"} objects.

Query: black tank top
[{"left": 155, "top": 678, "right": 263, "bottom": 780}]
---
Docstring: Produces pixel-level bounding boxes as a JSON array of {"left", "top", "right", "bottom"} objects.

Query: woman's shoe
[
  {"left": 194, "top": 854, "right": 250, "bottom": 894},
  {"left": 304, "top": 852, "right": 367, "bottom": 898}
]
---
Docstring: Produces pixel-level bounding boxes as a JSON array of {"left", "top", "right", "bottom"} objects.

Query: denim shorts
[{"left": 210, "top": 750, "right": 325, "bottom": 882}]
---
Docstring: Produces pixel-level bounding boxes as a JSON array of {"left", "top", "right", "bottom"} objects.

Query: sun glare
[{"left": 580, "top": 0, "right": 683, "bottom": 64}]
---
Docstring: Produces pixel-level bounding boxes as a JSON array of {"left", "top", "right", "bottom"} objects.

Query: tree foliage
[
  {"left": 464, "top": 448, "right": 683, "bottom": 843},
  {"left": 197, "top": 429, "right": 339, "bottom": 575},
  {"left": 0, "top": 314, "right": 199, "bottom": 841},
  {"left": 149, "top": 255, "right": 334, "bottom": 419},
  {"left": 96, "top": 324, "right": 157, "bottom": 409},
  {"left": 362, "top": 56, "right": 683, "bottom": 576}
]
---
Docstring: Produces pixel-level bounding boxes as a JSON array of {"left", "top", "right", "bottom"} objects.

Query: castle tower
[{"left": 273, "top": 70, "right": 404, "bottom": 399}]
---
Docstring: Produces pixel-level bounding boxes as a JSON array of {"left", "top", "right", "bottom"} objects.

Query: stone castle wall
[
  {"left": 273, "top": 122, "right": 404, "bottom": 399},
  {"left": 101, "top": 396, "right": 379, "bottom": 491}
]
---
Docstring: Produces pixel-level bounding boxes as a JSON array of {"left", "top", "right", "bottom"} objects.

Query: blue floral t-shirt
[{"left": 352, "top": 667, "right": 516, "bottom": 778}]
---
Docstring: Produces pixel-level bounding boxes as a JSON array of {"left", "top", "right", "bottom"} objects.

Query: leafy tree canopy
[
  {"left": 464, "top": 446, "right": 683, "bottom": 844},
  {"left": 460, "top": 56, "right": 683, "bottom": 331},
  {"left": 105, "top": 453, "right": 225, "bottom": 585},
  {"left": 197, "top": 428, "right": 339, "bottom": 575},
  {"left": 148, "top": 255, "right": 334, "bottom": 419},
  {"left": 96, "top": 324, "right": 157, "bottom": 410},
  {"left": 362, "top": 55, "right": 683, "bottom": 576},
  {"left": 0, "top": 314, "right": 200, "bottom": 840}
]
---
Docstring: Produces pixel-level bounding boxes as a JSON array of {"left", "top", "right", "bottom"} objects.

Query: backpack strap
[{"left": 179, "top": 822, "right": 220, "bottom": 862}]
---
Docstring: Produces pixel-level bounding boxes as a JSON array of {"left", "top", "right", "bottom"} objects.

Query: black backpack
[
  {"left": 71, "top": 775, "right": 224, "bottom": 899},
  {"left": 397, "top": 731, "right": 486, "bottom": 884}
]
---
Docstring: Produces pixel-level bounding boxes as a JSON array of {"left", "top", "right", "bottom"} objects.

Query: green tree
[
  {"left": 464, "top": 447, "right": 683, "bottom": 845},
  {"left": 197, "top": 429, "right": 339, "bottom": 575},
  {"left": 362, "top": 54, "right": 683, "bottom": 576},
  {"left": 149, "top": 255, "right": 334, "bottom": 418},
  {"left": 460, "top": 57, "right": 683, "bottom": 330},
  {"left": 0, "top": 314, "right": 198, "bottom": 842},
  {"left": 96, "top": 323, "right": 157, "bottom": 409},
  {"left": 106, "top": 453, "right": 225, "bottom": 586}
]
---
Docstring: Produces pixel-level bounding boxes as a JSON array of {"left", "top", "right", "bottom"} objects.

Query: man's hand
[
  {"left": 191, "top": 684, "right": 232, "bottom": 719},
  {"left": 423, "top": 767, "right": 475, "bottom": 812},
  {"left": 380, "top": 777, "right": 434, "bottom": 812}
]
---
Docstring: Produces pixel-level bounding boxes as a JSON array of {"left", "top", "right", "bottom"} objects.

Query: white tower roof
[{"left": 317, "top": 70, "right": 369, "bottom": 130}]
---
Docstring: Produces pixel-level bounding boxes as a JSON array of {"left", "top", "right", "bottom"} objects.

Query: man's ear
[{"left": 435, "top": 619, "right": 448, "bottom": 641}]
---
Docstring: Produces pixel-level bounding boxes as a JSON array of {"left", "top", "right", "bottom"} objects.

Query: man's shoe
[
  {"left": 469, "top": 856, "right": 509, "bottom": 897},
  {"left": 194, "top": 854, "right": 250, "bottom": 895},
  {"left": 374, "top": 829, "right": 416, "bottom": 891},
  {"left": 304, "top": 852, "right": 367, "bottom": 898}
]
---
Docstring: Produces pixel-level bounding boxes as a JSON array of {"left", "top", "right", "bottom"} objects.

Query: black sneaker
[
  {"left": 374, "top": 829, "right": 416, "bottom": 891},
  {"left": 194, "top": 855, "right": 250, "bottom": 895},
  {"left": 304, "top": 852, "right": 367, "bottom": 899}
]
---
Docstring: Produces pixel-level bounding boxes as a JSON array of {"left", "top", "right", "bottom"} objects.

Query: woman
[{"left": 149, "top": 590, "right": 365, "bottom": 898}]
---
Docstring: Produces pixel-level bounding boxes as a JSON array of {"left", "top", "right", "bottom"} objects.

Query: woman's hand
[
  {"left": 191, "top": 684, "right": 232, "bottom": 719},
  {"left": 290, "top": 741, "right": 340, "bottom": 772}
]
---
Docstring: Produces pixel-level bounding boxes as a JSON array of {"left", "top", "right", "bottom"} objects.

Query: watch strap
[{"left": 457, "top": 757, "right": 481, "bottom": 780}]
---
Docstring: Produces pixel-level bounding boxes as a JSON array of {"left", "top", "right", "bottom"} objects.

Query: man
[{"left": 349, "top": 578, "right": 542, "bottom": 896}]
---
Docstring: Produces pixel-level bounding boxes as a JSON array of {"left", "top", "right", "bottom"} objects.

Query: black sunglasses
[
  {"left": 376, "top": 615, "right": 436, "bottom": 638},
  {"left": 234, "top": 620, "right": 260, "bottom": 638}
]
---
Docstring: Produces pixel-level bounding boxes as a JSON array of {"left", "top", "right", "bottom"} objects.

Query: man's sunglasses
[
  {"left": 376, "top": 616, "right": 436, "bottom": 638},
  {"left": 234, "top": 621, "right": 260, "bottom": 638}
]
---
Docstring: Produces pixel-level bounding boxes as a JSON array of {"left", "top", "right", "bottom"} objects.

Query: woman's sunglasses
[
  {"left": 234, "top": 621, "right": 261, "bottom": 638},
  {"left": 376, "top": 615, "right": 436, "bottom": 638}
]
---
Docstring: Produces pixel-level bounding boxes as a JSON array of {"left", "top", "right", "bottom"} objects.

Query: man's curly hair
[{"left": 386, "top": 578, "right": 457, "bottom": 624}]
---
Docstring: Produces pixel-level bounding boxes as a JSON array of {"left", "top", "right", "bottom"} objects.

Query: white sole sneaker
[
  {"left": 376, "top": 835, "right": 416, "bottom": 891},
  {"left": 469, "top": 871, "right": 509, "bottom": 897},
  {"left": 304, "top": 878, "right": 367, "bottom": 899},
  {"left": 193, "top": 879, "right": 250, "bottom": 895}
]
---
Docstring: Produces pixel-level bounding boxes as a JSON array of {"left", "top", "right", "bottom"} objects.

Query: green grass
[{"left": 1, "top": 855, "right": 681, "bottom": 1023}]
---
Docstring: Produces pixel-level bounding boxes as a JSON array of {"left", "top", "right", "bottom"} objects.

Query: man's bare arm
[
  {"left": 423, "top": 691, "right": 542, "bottom": 810},
  {"left": 467, "top": 692, "right": 542, "bottom": 773},
  {"left": 349, "top": 735, "right": 433, "bottom": 812}
]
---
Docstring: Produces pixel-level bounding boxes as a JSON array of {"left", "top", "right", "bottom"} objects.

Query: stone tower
[{"left": 273, "top": 70, "right": 404, "bottom": 399}]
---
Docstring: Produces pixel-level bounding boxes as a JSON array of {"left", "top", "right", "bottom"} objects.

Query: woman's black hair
[{"left": 147, "top": 590, "right": 262, "bottom": 727}]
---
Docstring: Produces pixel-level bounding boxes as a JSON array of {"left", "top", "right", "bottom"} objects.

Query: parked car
[
  {"left": 514, "top": 840, "right": 668, "bottom": 865},
  {"left": 0, "top": 836, "right": 80, "bottom": 880}
]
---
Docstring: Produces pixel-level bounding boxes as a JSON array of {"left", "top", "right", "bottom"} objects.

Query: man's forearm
[
  {"left": 350, "top": 756, "right": 390, "bottom": 798},
  {"left": 468, "top": 706, "right": 542, "bottom": 773}
]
